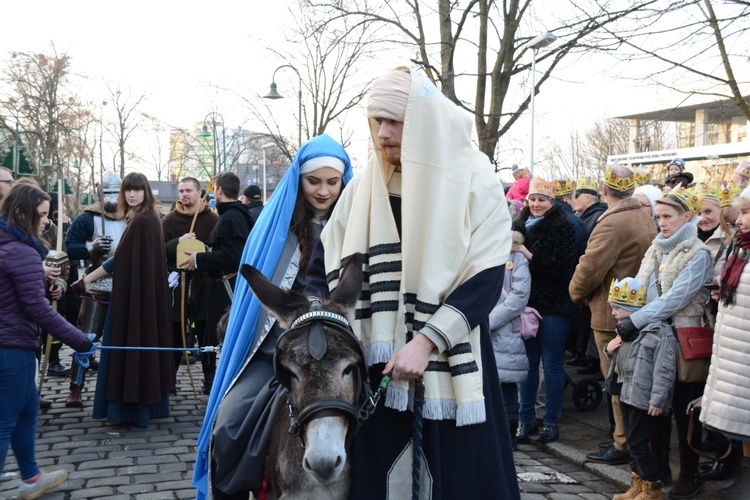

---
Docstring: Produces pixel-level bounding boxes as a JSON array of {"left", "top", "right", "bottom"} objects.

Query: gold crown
[
  {"left": 696, "top": 181, "right": 721, "bottom": 205},
  {"left": 719, "top": 181, "right": 743, "bottom": 208},
  {"left": 576, "top": 176, "right": 600, "bottom": 194},
  {"left": 734, "top": 160, "right": 750, "bottom": 180},
  {"left": 665, "top": 184, "right": 701, "bottom": 216},
  {"left": 604, "top": 165, "right": 635, "bottom": 192},
  {"left": 633, "top": 166, "right": 652, "bottom": 187},
  {"left": 608, "top": 278, "right": 647, "bottom": 309},
  {"left": 555, "top": 178, "right": 576, "bottom": 197},
  {"left": 528, "top": 177, "right": 556, "bottom": 199}
]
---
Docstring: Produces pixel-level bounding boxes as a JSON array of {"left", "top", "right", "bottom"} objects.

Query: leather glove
[
  {"left": 615, "top": 317, "right": 639, "bottom": 342},
  {"left": 90, "top": 235, "right": 113, "bottom": 256},
  {"left": 71, "top": 279, "right": 86, "bottom": 296}
]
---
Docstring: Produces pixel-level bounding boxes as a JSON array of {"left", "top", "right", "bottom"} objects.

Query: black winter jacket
[
  {"left": 578, "top": 201, "right": 608, "bottom": 238},
  {"left": 513, "top": 206, "right": 578, "bottom": 316}
]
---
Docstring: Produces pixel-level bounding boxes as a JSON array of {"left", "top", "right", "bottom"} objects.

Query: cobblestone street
[{"left": 0, "top": 350, "right": 727, "bottom": 499}]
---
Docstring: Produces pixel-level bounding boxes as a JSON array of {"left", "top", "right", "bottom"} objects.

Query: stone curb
[{"left": 530, "top": 439, "right": 631, "bottom": 491}]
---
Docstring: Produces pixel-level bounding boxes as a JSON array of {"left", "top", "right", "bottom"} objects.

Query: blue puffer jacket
[{"left": 0, "top": 227, "right": 89, "bottom": 351}]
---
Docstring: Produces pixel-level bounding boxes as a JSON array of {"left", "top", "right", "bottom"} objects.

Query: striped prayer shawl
[{"left": 321, "top": 71, "right": 511, "bottom": 425}]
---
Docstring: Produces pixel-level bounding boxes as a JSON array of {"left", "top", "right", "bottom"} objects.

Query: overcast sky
[{"left": 2, "top": 0, "right": 741, "bottom": 182}]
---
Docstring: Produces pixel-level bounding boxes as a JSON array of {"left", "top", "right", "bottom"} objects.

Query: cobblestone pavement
[{"left": 0, "top": 350, "right": 729, "bottom": 499}]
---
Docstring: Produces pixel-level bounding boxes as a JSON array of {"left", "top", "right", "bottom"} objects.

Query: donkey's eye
[
  {"left": 289, "top": 371, "right": 299, "bottom": 381},
  {"left": 343, "top": 364, "right": 357, "bottom": 376}
]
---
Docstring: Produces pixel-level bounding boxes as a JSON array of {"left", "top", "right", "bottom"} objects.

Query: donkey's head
[{"left": 239, "top": 253, "right": 365, "bottom": 485}]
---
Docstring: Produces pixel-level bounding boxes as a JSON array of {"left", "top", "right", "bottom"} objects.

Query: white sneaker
[{"left": 18, "top": 470, "right": 68, "bottom": 499}]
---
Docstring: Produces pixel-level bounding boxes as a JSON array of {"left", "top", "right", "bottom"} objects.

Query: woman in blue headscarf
[{"left": 193, "top": 134, "right": 353, "bottom": 499}]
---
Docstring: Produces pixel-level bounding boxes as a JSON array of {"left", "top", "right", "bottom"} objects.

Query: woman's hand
[
  {"left": 517, "top": 244, "right": 533, "bottom": 261},
  {"left": 179, "top": 232, "right": 196, "bottom": 242}
]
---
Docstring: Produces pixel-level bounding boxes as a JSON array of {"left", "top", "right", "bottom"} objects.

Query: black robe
[{"left": 93, "top": 211, "right": 175, "bottom": 426}]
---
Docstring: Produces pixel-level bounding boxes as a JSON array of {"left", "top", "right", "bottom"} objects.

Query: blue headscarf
[{"left": 193, "top": 134, "right": 353, "bottom": 498}]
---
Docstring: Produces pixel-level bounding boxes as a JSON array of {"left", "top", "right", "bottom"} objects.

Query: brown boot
[
  {"left": 65, "top": 386, "right": 83, "bottom": 407},
  {"left": 613, "top": 472, "right": 643, "bottom": 500},
  {"left": 635, "top": 479, "right": 663, "bottom": 499}
]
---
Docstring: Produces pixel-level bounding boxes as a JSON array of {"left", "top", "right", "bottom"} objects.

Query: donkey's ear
[
  {"left": 240, "top": 264, "right": 309, "bottom": 329},
  {"left": 329, "top": 253, "right": 364, "bottom": 311}
]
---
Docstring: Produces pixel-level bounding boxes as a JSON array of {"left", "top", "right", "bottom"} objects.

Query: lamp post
[
  {"left": 263, "top": 64, "right": 302, "bottom": 148},
  {"left": 261, "top": 142, "right": 275, "bottom": 203},
  {"left": 526, "top": 32, "right": 557, "bottom": 176},
  {"left": 200, "top": 112, "right": 227, "bottom": 176},
  {"left": 1, "top": 101, "right": 35, "bottom": 177}
]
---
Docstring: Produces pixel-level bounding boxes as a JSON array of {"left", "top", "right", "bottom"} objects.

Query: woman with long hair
[
  {"left": 1, "top": 183, "right": 95, "bottom": 498},
  {"left": 193, "top": 134, "right": 353, "bottom": 500},
  {"left": 82, "top": 172, "right": 175, "bottom": 427}
]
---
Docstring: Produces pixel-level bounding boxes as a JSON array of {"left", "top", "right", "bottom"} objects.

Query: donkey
[{"left": 238, "top": 253, "right": 367, "bottom": 499}]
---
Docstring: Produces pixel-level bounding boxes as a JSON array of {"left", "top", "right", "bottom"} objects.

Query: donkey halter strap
[{"left": 290, "top": 309, "right": 351, "bottom": 330}]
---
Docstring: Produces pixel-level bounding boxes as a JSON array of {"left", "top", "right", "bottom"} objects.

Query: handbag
[
  {"left": 675, "top": 327, "right": 713, "bottom": 360},
  {"left": 653, "top": 255, "right": 710, "bottom": 383},
  {"left": 500, "top": 263, "right": 541, "bottom": 340}
]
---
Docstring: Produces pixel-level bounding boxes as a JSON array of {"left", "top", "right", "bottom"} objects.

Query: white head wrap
[
  {"left": 299, "top": 155, "right": 345, "bottom": 175},
  {"left": 366, "top": 68, "right": 411, "bottom": 122}
]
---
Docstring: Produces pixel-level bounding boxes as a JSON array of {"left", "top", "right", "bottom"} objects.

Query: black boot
[
  {"left": 505, "top": 404, "right": 519, "bottom": 451},
  {"left": 719, "top": 456, "right": 750, "bottom": 499}
]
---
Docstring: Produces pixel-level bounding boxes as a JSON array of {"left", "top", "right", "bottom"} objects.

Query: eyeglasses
[{"left": 0, "top": 179, "right": 15, "bottom": 186}]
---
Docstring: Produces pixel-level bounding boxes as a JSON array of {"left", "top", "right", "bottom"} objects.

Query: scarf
[
  {"left": 321, "top": 71, "right": 511, "bottom": 426},
  {"left": 193, "top": 134, "right": 352, "bottom": 499},
  {"left": 0, "top": 216, "right": 49, "bottom": 259},
  {"left": 719, "top": 231, "right": 750, "bottom": 306},
  {"left": 525, "top": 215, "right": 544, "bottom": 230},
  {"left": 697, "top": 225, "right": 717, "bottom": 242}
]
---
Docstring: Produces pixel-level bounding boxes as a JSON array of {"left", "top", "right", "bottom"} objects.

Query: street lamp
[
  {"left": 261, "top": 142, "right": 275, "bottom": 203},
  {"left": 200, "top": 112, "right": 227, "bottom": 176},
  {"left": 1, "top": 100, "right": 35, "bottom": 177},
  {"left": 264, "top": 64, "right": 302, "bottom": 148},
  {"left": 526, "top": 32, "right": 557, "bottom": 176}
]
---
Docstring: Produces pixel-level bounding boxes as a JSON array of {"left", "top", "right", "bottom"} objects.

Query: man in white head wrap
[{"left": 306, "top": 67, "right": 519, "bottom": 499}]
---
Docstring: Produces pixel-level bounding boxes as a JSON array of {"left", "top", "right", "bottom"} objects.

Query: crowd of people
[{"left": 1, "top": 68, "right": 750, "bottom": 500}]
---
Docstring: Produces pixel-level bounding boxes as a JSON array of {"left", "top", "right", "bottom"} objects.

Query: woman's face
[
  {"left": 36, "top": 200, "right": 50, "bottom": 236},
  {"left": 735, "top": 204, "right": 750, "bottom": 234},
  {"left": 655, "top": 203, "right": 691, "bottom": 238},
  {"left": 301, "top": 167, "right": 343, "bottom": 214},
  {"left": 125, "top": 189, "right": 145, "bottom": 208},
  {"left": 697, "top": 200, "right": 721, "bottom": 232},
  {"left": 668, "top": 165, "right": 681, "bottom": 177},
  {"left": 527, "top": 195, "right": 553, "bottom": 218}
]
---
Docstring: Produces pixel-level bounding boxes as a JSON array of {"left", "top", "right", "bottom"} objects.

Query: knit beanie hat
[{"left": 634, "top": 185, "right": 662, "bottom": 215}]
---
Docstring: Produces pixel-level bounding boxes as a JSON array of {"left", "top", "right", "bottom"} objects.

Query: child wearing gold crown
[{"left": 604, "top": 277, "right": 677, "bottom": 500}]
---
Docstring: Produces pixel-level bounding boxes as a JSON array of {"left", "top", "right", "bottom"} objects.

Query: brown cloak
[{"left": 106, "top": 211, "right": 175, "bottom": 404}]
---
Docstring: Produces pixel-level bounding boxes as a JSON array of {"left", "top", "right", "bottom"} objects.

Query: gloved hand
[
  {"left": 615, "top": 317, "right": 639, "bottom": 342},
  {"left": 90, "top": 235, "right": 113, "bottom": 257}
]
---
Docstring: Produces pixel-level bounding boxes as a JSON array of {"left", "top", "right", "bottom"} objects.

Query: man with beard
[
  {"left": 161, "top": 177, "right": 218, "bottom": 393},
  {"left": 182, "top": 172, "right": 254, "bottom": 395},
  {"left": 63, "top": 170, "right": 126, "bottom": 407}
]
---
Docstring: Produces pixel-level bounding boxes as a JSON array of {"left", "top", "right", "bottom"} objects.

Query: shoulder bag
[{"left": 654, "top": 255, "right": 710, "bottom": 383}]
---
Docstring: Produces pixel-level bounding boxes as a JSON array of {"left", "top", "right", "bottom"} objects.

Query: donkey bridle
[{"left": 273, "top": 299, "right": 381, "bottom": 441}]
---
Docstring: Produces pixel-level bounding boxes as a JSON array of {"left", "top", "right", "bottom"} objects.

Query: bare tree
[
  {"left": 599, "top": 0, "right": 750, "bottom": 120},
  {"left": 103, "top": 84, "right": 147, "bottom": 177},
  {"left": 234, "top": 1, "right": 380, "bottom": 161},
  {"left": 1, "top": 44, "right": 90, "bottom": 186},
  {"left": 309, "top": 0, "right": 661, "bottom": 168}
]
